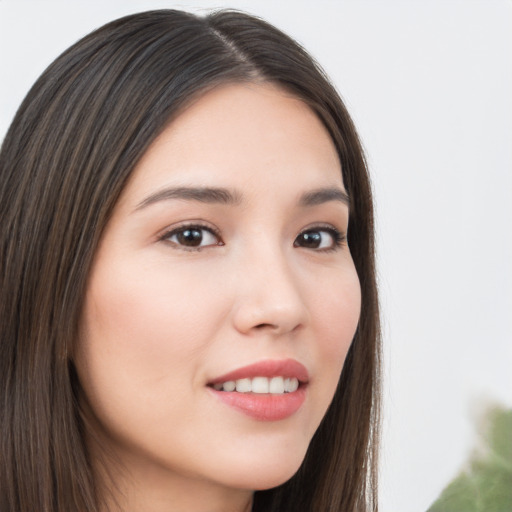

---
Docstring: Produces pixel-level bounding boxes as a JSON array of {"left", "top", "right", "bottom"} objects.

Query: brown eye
[
  {"left": 294, "top": 228, "right": 342, "bottom": 250},
  {"left": 165, "top": 226, "right": 221, "bottom": 248},
  {"left": 295, "top": 231, "right": 322, "bottom": 248},
  {"left": 176, "top": 228, "right": 204, "bottom": 246}
]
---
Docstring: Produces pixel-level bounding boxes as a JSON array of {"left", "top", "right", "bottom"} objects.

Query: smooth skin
[{"left": 76, "top": 83, "right": 361, "bottom": 512}]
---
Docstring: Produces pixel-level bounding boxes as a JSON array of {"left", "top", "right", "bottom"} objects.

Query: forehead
[{"left": 121, "top": 82, "right": 343, "bottom": 206}]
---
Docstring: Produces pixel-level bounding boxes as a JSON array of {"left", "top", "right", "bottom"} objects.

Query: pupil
[
  {"left": 177, "top": 229, "right": 202, "bottom": 246},
  {"left": 301, "top": 231, "right": 321, "bottom": 248}
]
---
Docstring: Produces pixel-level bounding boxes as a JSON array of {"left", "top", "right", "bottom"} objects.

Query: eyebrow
[
  {"left": 135, "top": 186, "right": 243, "bottom": 211},
  {"left": 299, "top": 187, "right": 350, "bottom": 208},
  {"left": 134, "top": 185, "right": 350, "bottom": 212}
]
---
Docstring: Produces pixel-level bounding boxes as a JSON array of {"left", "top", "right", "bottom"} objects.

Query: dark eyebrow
[
  {"left": 299, "top": 187, "right": 350, "bottom": 208},
  {"left": 134, "top": 186, "right": 243, "bottom": 211}
]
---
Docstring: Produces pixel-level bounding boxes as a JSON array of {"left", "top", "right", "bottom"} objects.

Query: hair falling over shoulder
[{"left": 0, "top": 9, "right": 380, "bottom": 512}]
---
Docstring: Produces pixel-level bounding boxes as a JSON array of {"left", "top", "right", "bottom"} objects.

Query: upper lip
[{"left": 208, "top": 358, "right": 309, "bottom": 384}]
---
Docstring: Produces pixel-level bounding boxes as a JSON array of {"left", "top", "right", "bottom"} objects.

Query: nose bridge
[{"left": 231, "top": 235, "right": 308, "bottom": 335}]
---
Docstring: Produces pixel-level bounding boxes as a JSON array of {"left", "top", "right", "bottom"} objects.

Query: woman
[{"left": 0, "top": 9, "right": 380, "bottom": 512}]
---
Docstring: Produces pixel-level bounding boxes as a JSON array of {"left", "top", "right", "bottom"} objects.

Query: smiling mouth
[
  {"left": 210, "top": 376, "right": 300, "bottom": 394},
  {"left": 208, "top": 377, "right": 307, "bottom": 421}
]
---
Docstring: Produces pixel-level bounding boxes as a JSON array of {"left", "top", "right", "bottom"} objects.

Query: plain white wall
[{"left": 1, "top": 2, "right": 511, "bottom": 511}]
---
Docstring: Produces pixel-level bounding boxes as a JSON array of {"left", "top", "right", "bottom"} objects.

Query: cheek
[
  {"left": 76, "top": 260, "right": 217, "bottom": 419},
  {"left": 312, "top": 266, "right": 361, "bottom": 386},
  {"left": 83, "top": 257, "right": 220, "bottom": 355},
  {"left": 75, "top": 260, "right": 229, "bottom": 463}
]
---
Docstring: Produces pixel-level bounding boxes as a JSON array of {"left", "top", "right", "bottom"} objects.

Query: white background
[{"left": 1, "top": 1, "right": 511, "bottom": 511}]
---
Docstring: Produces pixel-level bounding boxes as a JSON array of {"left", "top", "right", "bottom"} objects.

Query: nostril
[
  {"left": 232, "top": 296, "right": 307, "bottom": 335},
  {"left": 254, "top": 323, "right": 276, "bottom": 330}
]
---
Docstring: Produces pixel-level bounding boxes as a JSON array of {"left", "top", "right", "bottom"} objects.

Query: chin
[
  {"left": 250, "top": 469, "right": 301, "bottom": 491},
  {"left": 216, "top": 449, "right": 306, "bottom": 491}
]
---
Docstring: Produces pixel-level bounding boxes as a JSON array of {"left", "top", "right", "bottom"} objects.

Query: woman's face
[{"left": 77, "top": 83, "right": 361, "bottom": 500}]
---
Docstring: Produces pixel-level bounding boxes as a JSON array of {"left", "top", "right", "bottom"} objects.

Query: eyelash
[
  {"left": 159, "top": 223, "right": 223, "bottom": 251},
  {"left": 294, "top": 225, "right": 346, "bottom": 252},
  {"left": 159, "top": 223, "right": 346, "bottom": 252}
]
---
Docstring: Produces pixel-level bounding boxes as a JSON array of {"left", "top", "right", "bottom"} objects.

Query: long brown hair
[{"left": 0, "top": 9, "right": 380, "bottom": 512}]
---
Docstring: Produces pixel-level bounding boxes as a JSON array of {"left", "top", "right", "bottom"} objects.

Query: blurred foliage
[{"left": 427, "top": 406, "right": 512, "bottom": 512}]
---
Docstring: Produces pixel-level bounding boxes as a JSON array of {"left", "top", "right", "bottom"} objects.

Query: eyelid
[
  {"left": 158, "top": 221, "right": 223, "bottom": 250},
  {"left": 294, "top": 223, "right": 347, "bottom": 251},
  {"left": 298, "top": 222, "right": 346, "bottom": 238}
]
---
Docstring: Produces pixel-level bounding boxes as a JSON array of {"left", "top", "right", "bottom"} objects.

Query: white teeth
[
  {"left": 284, "top": 377, "right": 299, "bottom": 393},
  {"left": 252, "top": 377, "right": 269, "bottom": 394},
  {"left": 235, "top": 378, "right": 251, "bottom": 393},
  {"left": 223, "top": 380, "right": 236, "bottom": 392},
  {"left": 213, "top": 376, "right": 299, "bottom": 394},
  {"left": 269, "top": 376, "right": 284, "bottom": 394}
]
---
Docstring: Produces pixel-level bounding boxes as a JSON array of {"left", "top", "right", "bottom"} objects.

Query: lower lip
[{"left": 209, "top": 387, "right": 306, "bottom": 421}]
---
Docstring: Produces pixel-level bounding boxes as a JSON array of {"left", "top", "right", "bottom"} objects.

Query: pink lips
[{"left": 208, "top": 359, "right": 308, "bottom": 421}]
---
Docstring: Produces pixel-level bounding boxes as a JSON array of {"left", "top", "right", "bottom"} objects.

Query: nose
[{"left": 231, "top": 247, "right": 308, "bottom": 337}]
